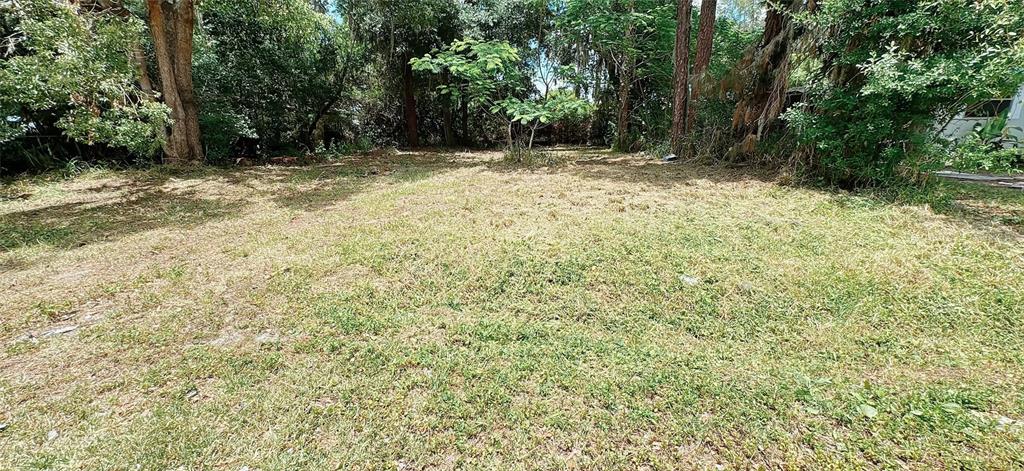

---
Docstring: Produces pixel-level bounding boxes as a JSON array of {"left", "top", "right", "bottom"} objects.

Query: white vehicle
[{"left": 939, "top": 84, "right": 1024, "bottom": 147}]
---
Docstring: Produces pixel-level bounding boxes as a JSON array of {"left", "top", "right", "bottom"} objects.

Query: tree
[
  {"left": 784, "top": 0, "right": 1024, "bottom": 184},
  {"left": 196, "top": 0, "right": 363, "bottom": 159},
  {"left": 0, "top": 0, "right": 168, "bottom": 171},
  {"left": 499, "top": 90, "right": 594, "bottom": 151},
  {"left": 145, "top": 0, "right": 203, "bottom": 164},
  {"left": 614, "top": 0, "right": 639, "bottom": 152},
  {"left": 412, "top": 38, "right": 526, "bottom": 149},
  {"left": 412, "top": 38, "right": 592, "bottom": 154},
  {"left": 340, "top": 0, "right": 462, "bottom": 147},
  {"left": 687, "top": 0, "right": 716, "bottom": 130},
  {"left": 728, "top": 0, "right": 807, "bottom": 156},
  {"left": 670, "top": 0, "right": 692, "bottom": 155}
]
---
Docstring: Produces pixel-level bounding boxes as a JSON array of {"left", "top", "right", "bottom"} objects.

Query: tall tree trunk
[
  {"left": 670, "top": 0, "right": 693, "bottom": 156},
  {"left": 614, "top": 59, "right": 634, "bottom": 152},
  {"left": 614, "top": 0, "right": 637, "bottom": 152},
  {"left": 687, "top": 0, "right": 716, "bottom": 130},
  {"left": 441, "top": 73, "right": 455, "bottom": 147},
  {"left": 146, "top": 0, "right": 203, "bottom": 165},
  {"left": 442, "top": 104, "right": 455, "bottom": 147},
  {"left": 401, "top": 52, "right": 419, "bottom": 148}
]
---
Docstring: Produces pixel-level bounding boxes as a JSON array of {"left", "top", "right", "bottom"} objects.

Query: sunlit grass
[{"left": 1, "top": 150, "right": 1022, "bottom": 468}]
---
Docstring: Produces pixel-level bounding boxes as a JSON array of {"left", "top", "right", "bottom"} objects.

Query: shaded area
[
  {"left": 2, "top": 149, "right": 1021, "bottom": 256},
  {"left": 933, "top": 181, "right": 1024, "bottom": 234},
  {"left": 0, "top": 185, "right": 244, "bottom": 252}
]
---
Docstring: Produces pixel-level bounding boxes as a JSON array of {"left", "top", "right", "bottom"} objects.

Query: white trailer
[{"left": 939, "top": 84, "right": 1024, "bottom": 147}]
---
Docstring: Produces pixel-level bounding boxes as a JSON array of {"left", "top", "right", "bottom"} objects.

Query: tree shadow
[
  {"left": 491, "top": 147, "right": 1024, "bottom": 238},
  {"left": 0, "top": 183, "right": 245, "bottom": 253},
  {"left": 2, "top": 149, "right": 1018, "bottom": 269},
  {"left": 926, "top": 181, "right": 1024, "bottom": 236},
  {"left": 0, "top": 152, "right": 482, "bottom": 260}
]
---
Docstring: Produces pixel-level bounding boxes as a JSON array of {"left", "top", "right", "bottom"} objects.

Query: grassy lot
[{"left": 2, "top": 149, "right": 1023, "bottom": 469}]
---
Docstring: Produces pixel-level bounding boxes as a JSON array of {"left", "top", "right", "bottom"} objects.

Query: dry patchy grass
[{"left": 1, "top": 149, "right": 1023, "bottom": 469}]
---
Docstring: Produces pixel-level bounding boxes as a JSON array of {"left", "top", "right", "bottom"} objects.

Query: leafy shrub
[
  {"left": 313, "top": 137, "right": 374, "bottom": 159},
  {"left": 199, "top": 107, "right": 257, "bottom": 164},
  {"left": 946, "top": 135, "right": 1023, "bottom": 174},
  {"left": 784, "top": 0, "right": 1024, "bottom": 186},
  {"left": 0, "top": 0, "right": 169, "bottom": 171}
]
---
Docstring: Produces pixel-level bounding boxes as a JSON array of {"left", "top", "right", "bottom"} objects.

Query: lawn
[{"left": 1, "top": 149, "right": 1023, "bottom": 469}]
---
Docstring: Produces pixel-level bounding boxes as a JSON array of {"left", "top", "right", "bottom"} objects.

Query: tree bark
[
  {"left": 459, "top": 96, "right": 469, "bottom": 145},
  {"left": 729, "top": 0, "right": 808, "bottom": 156},
  {"left": 401, "top": 52, "right": 419, "bottom": 147},
  {"left": 442, "top": 104, "right": 455, "bottom": 147},
  {"left": 687, "top": 0, "right": 716, "bottom": 130},
  {"left": 670, "top": 0, "right": 693, "bottom": 156},
  {"left": 133, "top": 45, "right": 154, "bottom": 99},
  {"left": 614, "top": 59, "right": 634, "bottom": 152},
  {"left": 146, "top": 0, "right": 203, "bottom": 165},
  {"left": 613, "top": 0, "right": 638, "bottom": 152}
]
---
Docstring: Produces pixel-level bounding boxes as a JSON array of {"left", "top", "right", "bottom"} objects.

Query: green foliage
[
  {"left": 196, "top": 0, "right": 364, "bottom": 161},
  {"left": 0, "top": 0, "right": 168, "bottom": 169},
  {"left": 947, "top": 136, "right": 1023, "bottom": 174},
  {"left": 414, "top": 38, "right": 592, "bottom": 151},
  {"left": 560, "top": 0, "right": 756, "bottom": 147},
  {"left": 412, "top": 38, "right": 525, "bottom": 108},
  {"left": 340, "top": 0, "right": 462, "bottom": 54},
  {"left": 784, "top": 0, "right": 1024, "bottom": 185},
  {"left": 497, "top": 90, "right": 594, "bottom": 128}
]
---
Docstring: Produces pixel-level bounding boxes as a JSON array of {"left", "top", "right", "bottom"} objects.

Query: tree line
[{"left": 1, "top": 0, "right": 1022, "bottom": 185}]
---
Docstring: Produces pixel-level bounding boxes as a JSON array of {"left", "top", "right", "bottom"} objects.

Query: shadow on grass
[
  {"left": 2, "top": 148, "right": 1019, "bottom": 260},
  {"left": 0, "top": 184, "right": 245, "bottom": 252},
  {"left": 0, "top": 152, "right": 471, "bottom": 255},
  {"left": 927, "top": 181, "right": 1024, "bottom": 235}
]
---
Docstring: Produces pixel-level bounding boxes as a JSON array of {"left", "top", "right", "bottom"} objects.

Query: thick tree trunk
[
  {"left": 670, "top": 0, "right": 693, "bottom": 156},
  {"left": 729, "top": 0, "right": 808, "bottom": 156},
  {"left": 687, "top": 0, "right": 716, "bottom": 130},
  {"left": 401, "top": 52, "right": 419, "bottom": 148},
  {"left": 146, "top": 0, "right": 203, "bottom": 165}
]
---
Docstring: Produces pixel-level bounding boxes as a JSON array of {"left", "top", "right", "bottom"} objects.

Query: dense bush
[
  {"left": 0, "top": 0, "right": 168, "bottom": 173},
  {"left": 947, "top": 136, "right": 1023, "bottom": 174},
  {"left": 784, "top": 0, "right": 1024, "bottom": 185},
  {"left": 195, "top": 0, "right": 364, "bottom": 162}
]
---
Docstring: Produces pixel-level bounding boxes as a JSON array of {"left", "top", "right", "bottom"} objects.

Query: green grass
[{"left": 1, "top": 149, "right": 1023, "bottom": 469}]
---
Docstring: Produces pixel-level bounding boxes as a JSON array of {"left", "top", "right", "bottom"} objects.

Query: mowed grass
[{"left": 1, "top": 149, "right": 1023, "bottom": 469}]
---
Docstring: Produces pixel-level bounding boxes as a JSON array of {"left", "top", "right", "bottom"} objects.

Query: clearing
[{"left": 1, "top": 149, "right": 1023, "bottom": 469}]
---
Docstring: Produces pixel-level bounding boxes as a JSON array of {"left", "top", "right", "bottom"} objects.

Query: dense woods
[{"left": 1, "top": 0, "right": 1022, "bottom": 184}]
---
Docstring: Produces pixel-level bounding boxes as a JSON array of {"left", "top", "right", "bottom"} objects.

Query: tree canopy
[{"left": 1, "top": 0, "right": 1021, "bottom": 184}]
